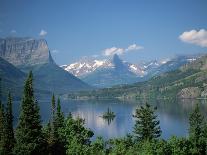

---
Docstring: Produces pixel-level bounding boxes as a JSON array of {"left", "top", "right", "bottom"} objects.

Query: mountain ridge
[
  {"left": 61, "top": 54, "right": 200, "bottom": 88},
  {"left": 67, "top": 53, "right": 207, "bottom": 100},
  {"left": 0, "top": 37, "right": 91, "bottom": 98}
]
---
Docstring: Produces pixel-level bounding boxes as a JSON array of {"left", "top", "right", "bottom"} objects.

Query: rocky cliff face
[
  {"left": 0, "top": 37, "right": 53, "bottom": 67},
  {"left": 0, "top": 37, "right": 90, "bottom": 95},
  {"left": 177, "top": 87, "right": 201, "bottom": 99}
]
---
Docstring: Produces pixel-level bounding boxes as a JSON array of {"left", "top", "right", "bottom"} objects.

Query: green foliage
[
  {"left": 46, "top": 95, "right": 66, "bottom": 155},
  {"left": 0, "top": 102, "right": 6, "bottom": 154},
  {"left": 102, "top": 107, "right": 116, "bottom": 119},
  {"left": 3, "top": 92, "right": 15, "bottom": 155},
  {"left": 14, "top": 71, "right": 47, "bottom": 155},
  {"left": 189, "top": 103, "right": 206, "bottom": 154},
  {"left": 168, "top": 136, "right": 192, "bottom": 155},
  {"left": 133, "top": 103, "right": 161, "bottom": 141},
  {"left": 203, "top": 123, "right": 207, "bottom": 154},
  {"left": 0, "top": 92, "right": 16, "bottom": 155},
  {"left": 59, "top": 115, "right": 94, "bottom": 155},
  {"left": 90, "top": 137, "right": 105, "bottom": 155},
  {"left": 49, "top": 94, "right": 57, "bottom": 142},
  {"left": 55, "top": 97, "right": 64, "bottom": 130},
  {"left": 109, "top": 134, "right": 134, "bottom": 155}
]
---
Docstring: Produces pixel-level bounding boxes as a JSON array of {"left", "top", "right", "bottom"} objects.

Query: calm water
[{"left": 13, "top": 98, "right": 207, "bottom": 140}]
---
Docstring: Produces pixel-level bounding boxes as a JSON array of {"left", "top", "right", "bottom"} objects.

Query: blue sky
[{"left": 0, "top": 0, "right": 207, "bottom": 65}]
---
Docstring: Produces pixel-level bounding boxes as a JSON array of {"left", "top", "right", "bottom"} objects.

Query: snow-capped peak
[
  {"left": 61, "top": 58, "right": 114, "bottom": 77},
  {"left": 61, "top": 55, "right": 145, "bottom": 77}
]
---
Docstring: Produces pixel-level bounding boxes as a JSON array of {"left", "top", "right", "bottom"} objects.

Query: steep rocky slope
[
  {"left": 0, "top": 57, "right": 26, "bottom": 100},
  {"left": 0, "top": 37, "right": 90, "bottom": 97}
]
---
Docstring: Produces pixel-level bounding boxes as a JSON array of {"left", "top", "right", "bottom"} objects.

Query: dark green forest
[{"left": 0, "top": 72, "right": 207, "bottom": 155}]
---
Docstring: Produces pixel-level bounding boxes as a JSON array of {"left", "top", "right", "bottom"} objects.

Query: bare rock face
[
  {"left": 177, "top": 87, "right": 201, "bottom": 99},
  {"left": 0, "top": 37, "right": 90, "bottom": 94},
  {"left": 0, "top": 37, "right": 53, "bottom": 67}
]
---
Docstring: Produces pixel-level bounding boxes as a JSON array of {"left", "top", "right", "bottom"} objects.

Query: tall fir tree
[
  {"left": 0, "top": 78, "right": 2, "bottom": 101},
  {"left": 55, "top": 97, "right": 64, "bottom": 129},
  {"left": 4, "top": 92, "right": 15, "bottom": 154},
  {"left": 133, "top": 103, "right": 161, "bottom": 141},
  {"left": 0, "top": 102, "right": 6, "bottom": 154},
  {"left": 14, "top": 71, "right": 47, "bottom": 155},
  {"left": 51, "top": 94, "right": 56, "bottom": 137},
  {"left": 48, "top": 95, "right": 66, "bottom": 155},
  {"left": 189, "top": 103, "right": 205, "bottom": 154}
]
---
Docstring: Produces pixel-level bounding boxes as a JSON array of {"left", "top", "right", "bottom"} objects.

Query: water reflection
[
  {"left": 13, "top": 98, "right": 207, "bottom": 140},
  {"left": 103, "top": 116, "right": 115, "bottom": 125}
]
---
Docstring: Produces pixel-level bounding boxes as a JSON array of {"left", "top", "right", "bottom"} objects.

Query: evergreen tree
[
  {"left": 48, "top": 95, "right": 65, "bottom": 155},
  {"left": 0, "top": 78, "right": 2, "bottom": 100},
  {"left": 14, "top": 71, "right": 47, "bottom": 155},
  {"left": 59, "top": 114, "right": 94, "bottom": 155},
  {"left": 51, "top": 94, "right": 56, "bottom": 120},
  {"left": 203, "top": 123, "right": 207, "bottom": 154},
  {"left": 133, "top": 103, "right": 161, "bottom": 141},
  {"left": 50, "top": 95, "right": 64, "bottom": 139},
  {"left": 189, "top": 103, "right": 205, "bottom": 154},
  {"left": 0, "top": 102, "right": 6, "bottom": 154},
  {"left": 55, "top": 97, "right": 64, "bottom": 129},
  {"left": 50, "top": 94, "right": 56, "bottom": 140},
  {"left": 4, "top": 92, "right": 15, "bottom": 154}
]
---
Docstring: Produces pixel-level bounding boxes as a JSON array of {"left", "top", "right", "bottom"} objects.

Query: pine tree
[
  {"left": 48, "top": 95, "right": 66, "bottom": 155},
  {"left": 59, "top": 114, "right": 93, "bottom": 155},
  {"left": 0, "top": 102, "right": 6, "bottom": 154},
  {"left": 189, "top": 103, "right": 205, "bottom": 154},
  {"left": 50, "top": 95, "right": 64, "bottom": 140},
  {"left": 133, "top": 103, "right": 161, "bottom": 141},
  {"left": 55, "top": 97, "right": 64, "bottom": 129},
  {"left": 51, "top": 94, "right": 56, "bottom": 121},
  {"left": 0, "top": 78, "right": 2, "bottom": 100},
  {"left": 4, "top": 92, "right": 15, "bottom": 154},
  {"left": 50, "top": 94, "right": 57, "bottom": 141},
  {"left": 14, "top": 71, "right": 47, "bottom": 155}
]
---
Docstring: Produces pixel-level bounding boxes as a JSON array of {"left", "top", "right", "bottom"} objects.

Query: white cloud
[
  {"left": 126, "top": 44, "right": 143, "bottom": 51},
  {"left": 102, "top": 44, "right": 143, "bottom": 56},
  {"left": 39, "top": 29, "right": 47, "bottom": 37},
  {"left": 179, "top": 29, "right": 207, "bottom": 47},
  {"left": 103, "top": 47, "right": 124, "bottom": 56},
  {"left": 51, "top": 49, "right": 59, "bottom": 54}
]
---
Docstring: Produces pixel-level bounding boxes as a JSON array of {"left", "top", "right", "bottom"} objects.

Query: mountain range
[
  {"left": 0, "top": 37, "right": 90, "bottom": 100},
  {"left": 61, "top": 54, "right": 200, "bottom": 88},
  {"left": 0, "top": 37, "right": 204, "bottom": 100},
  {"left": 68, "top": 53, "right": 207, "bottom": 100}
]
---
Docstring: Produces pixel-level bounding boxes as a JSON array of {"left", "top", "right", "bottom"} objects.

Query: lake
[{"left": 13, "top": 98, "right": 207, "bottom": 140}]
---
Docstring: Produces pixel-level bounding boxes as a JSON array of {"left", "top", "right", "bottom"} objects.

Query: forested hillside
[{"left": 67, "top": 54, "right": 207, "bottom": 100}]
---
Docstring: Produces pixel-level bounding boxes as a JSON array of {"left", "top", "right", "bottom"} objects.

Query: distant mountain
[
  {"left": 141, "top": 55, "right": 199, "bottom": 79},
  {"left": 0, "top": 57, "right": 26, "bottom": 100},
  {"left": 61, "top": 57, "right": 113, "bottom": 77},
  {"left": 0, "top": 37, "right": 90, "bottom": 97},
  {"left": 61, "top": 54, "right": 143, "bottom": 77},
  {"left": 68, "top": 53, "right": 207, "bottom": 100},
  {"left": 61, "top": 54, "right": 144, "bottom": 88},
  {"left": 61, "top": 54, "right": 200, "bottom": 88}
]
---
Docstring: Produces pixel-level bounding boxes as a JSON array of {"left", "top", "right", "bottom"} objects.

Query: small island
[{"left": 102, "top": 107, "right": 116, "bottom": 119}]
